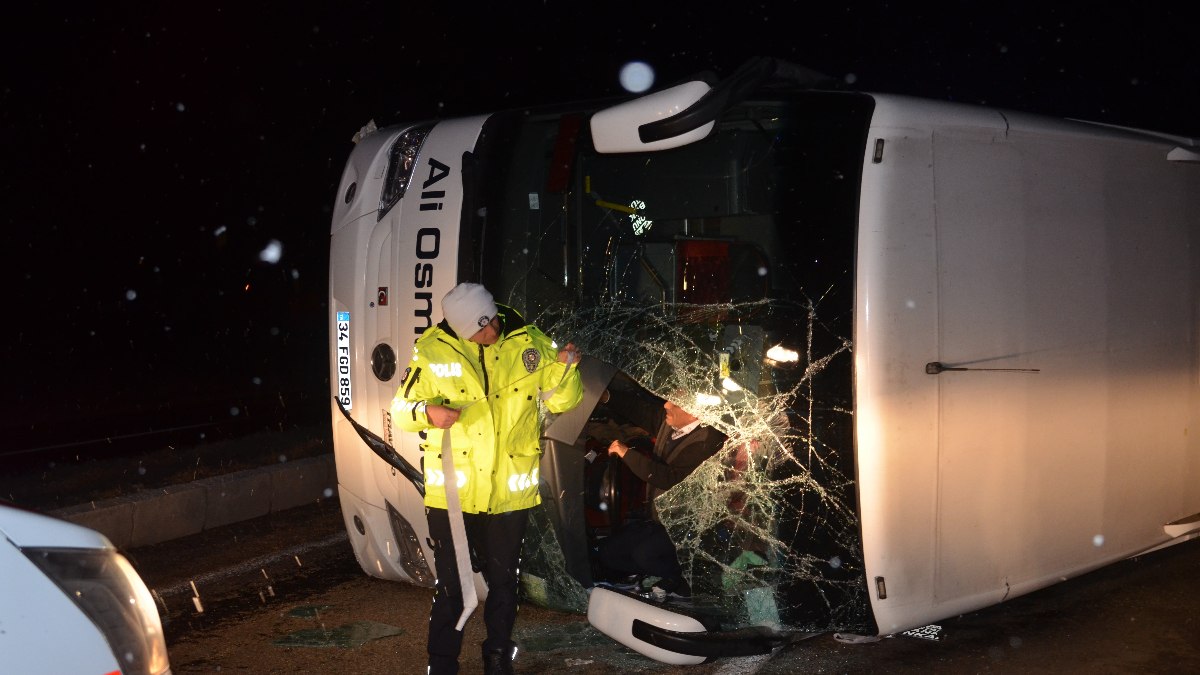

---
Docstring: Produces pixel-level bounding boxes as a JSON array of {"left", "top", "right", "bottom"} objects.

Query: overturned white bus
[{"left": 328, "top": 57, "right": 1200, "bottom": 664}]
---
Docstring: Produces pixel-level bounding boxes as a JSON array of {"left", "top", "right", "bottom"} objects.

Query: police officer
[{"left": 392, "top": 282, "right": 582, "bottom": 675}]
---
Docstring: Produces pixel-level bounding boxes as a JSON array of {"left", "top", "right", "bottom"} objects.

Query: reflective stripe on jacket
[{"left": 391, "top": 306, "right": 583, "bottom": 514}]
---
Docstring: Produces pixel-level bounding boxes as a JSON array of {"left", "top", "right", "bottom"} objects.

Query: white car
[{"left": 0, "top": 502, "right": 171, "bottom": 675}]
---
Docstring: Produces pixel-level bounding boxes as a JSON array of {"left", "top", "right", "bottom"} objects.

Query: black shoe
[{"left": 482, "top": 648, "right": 514, "bottom": 675}]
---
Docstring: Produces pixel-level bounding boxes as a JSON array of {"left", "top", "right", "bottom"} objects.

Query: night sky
[{"left": 3, "top": 3, "right": 1196, "bottom": 452}]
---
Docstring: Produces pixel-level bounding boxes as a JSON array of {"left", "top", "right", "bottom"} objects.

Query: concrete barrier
[
  {"left": 53, "top": 454, "right": 336, "bottom": 549},
  {"left": 199, "top": 469, "right": 273, "bottom": 529},
  {"left": 130, "top": 483, "right": 208, "bottom": 547},
  {"left": 55, "top": 495, "right": 137, "bottom": 549}
]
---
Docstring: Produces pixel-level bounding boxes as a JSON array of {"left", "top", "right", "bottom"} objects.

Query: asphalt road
[{"left": 128, "top": 501, "right": 1200, "bottom": 674}]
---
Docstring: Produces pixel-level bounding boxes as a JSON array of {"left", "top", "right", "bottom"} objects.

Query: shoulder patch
[{"left": 522, "top": 347, "right": 540, "bottom": 373}]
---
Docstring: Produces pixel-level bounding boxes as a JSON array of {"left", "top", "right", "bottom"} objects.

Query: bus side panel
[
  {"left": 857, "top": 95, "right": 1200, "bottom": 634},
  {"left": 854, "top": 117, "right": 943, "bottom": 634}
]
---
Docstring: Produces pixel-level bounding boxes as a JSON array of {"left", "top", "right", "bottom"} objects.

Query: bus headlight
[{"left": 379, "top": 124, "right": 434, "bottom": 219}]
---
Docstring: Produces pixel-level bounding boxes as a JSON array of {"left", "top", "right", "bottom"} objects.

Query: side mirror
[
  {"left": 590, "top": 80, "right": 714, "bottom": 154},
  {"left": 590, "top": 58, "right": 833, "bottom": 155}
]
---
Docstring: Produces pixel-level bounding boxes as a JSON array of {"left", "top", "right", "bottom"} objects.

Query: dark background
[{"left": 2, "top": 2, "right": 1197, "bottom": 459}]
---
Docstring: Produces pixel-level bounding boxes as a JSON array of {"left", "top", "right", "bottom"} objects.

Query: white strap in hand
[{"left": 441, "top": 429, "right": 478, "bottom": 631}]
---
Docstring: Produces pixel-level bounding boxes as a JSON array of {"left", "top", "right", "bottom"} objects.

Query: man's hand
[
  {"left": 425, "top": 404, "right": 460, "bottom": 429},
  {"left": 557, "top": 342, "right": 582, "bottom": 365},
  {"left": 607, "top": 439, "right": 628, "bottom": 459}
]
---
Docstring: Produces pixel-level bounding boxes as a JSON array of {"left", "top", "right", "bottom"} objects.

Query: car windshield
[{"left": 477, "top": 92, "right": 877, "bottom": 631}]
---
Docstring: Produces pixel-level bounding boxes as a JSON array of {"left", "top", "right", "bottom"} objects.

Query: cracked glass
[{"left": 476, "top": 93, "right": 877, "bottom": 634}]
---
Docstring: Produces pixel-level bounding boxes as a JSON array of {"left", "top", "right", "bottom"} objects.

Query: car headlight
[
  {"left": 379, "top": 124, "right": 434, "bottom": 220},
  {"left": 23, "top": 547, "right": 170, "bottom": 675}
]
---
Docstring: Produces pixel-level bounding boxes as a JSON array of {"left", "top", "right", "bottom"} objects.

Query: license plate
[{"left": 336, "top": 311, "right": 352, "bottom": 409}]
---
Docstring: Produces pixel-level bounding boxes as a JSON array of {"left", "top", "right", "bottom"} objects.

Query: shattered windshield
[{"left": 478, "top": 93, "right": 876, "bottom": 633}]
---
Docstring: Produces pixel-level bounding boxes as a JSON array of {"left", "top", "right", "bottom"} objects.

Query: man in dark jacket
[{"left": 599, "top": 396, "right": 726, "bottom": 598}]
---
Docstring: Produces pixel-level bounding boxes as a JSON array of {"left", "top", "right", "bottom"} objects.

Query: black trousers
[
  {"left": 597, "top": 519, "right": 682, "bottom": 580},
  {"left": 426, "top": 506, "right": 530, "bottom": 672}
]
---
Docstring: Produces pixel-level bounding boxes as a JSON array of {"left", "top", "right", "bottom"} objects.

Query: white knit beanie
[{"left": 441, "top": 283, "right": 498, "bottom": 339}]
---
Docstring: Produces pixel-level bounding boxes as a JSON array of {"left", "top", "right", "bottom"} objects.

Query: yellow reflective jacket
[{"left": 391, "top": 305, "right": 583, "bottom": 514}]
